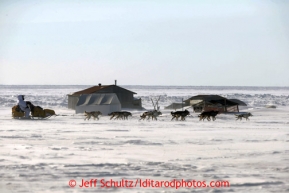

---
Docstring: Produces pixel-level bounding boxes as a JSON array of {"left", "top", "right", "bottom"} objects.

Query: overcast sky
[{"left": 0, "top": 0, "right": 288, "bottom": 86}]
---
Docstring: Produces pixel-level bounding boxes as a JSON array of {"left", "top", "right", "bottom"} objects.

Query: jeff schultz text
[{"left": 70, "top": 179, "right": 230, "bottom": 189}]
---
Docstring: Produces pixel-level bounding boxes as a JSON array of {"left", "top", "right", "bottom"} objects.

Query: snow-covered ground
[{"left": 0, "top": 85, "right": 289, "bottom": 193}]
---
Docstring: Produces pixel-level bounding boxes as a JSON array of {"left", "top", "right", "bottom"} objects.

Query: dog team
[{"left": 84, "top": 110, "right": 253, "bottom": 121}]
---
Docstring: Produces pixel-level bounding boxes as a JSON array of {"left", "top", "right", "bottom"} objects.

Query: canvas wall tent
[
  {"left": 68, "top": 84, "right": 143, "bottom": 110},
  {"left": 184, "top": 95, "right": 247, "bottom": 113},
  {"left": 75, "top": 94, "right": 121, "bottom": 115}
]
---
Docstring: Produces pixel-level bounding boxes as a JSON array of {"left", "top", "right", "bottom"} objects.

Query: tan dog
[
  {"left": 84, "top": 111, "right": 102, "bottom": 120},
  {"left": 140, "top": 110, "right": 162, "bottom": 121},
  {"left": 235, "top": 113, "right": 253, "bottom": 121}
]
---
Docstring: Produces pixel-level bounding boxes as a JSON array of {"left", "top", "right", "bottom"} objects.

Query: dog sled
[{"left": 12, "top": 102, "right": 56, "bottom": 119}]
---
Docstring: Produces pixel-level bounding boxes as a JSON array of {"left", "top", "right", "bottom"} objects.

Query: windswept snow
[{"left": 0, "top": 85, "right": 288, "bottom": 193}]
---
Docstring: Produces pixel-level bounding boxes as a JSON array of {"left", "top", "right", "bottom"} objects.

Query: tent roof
[
  {"left": 209, "top": 99, "right": 238, "bottom": 106},
  {"left": 228, "top": 99, "right": 247, "bottom": 106},
  {"left": 184, "top": 95, "right": 226, "bottom": 102},
  {"left": 190, "top": 99, "right": 239, "bottom": 106},
  {"left": 73, "top": 85, "right": 109, "bottom": 95},
  {"left": 76, "top": 94, "right": 120, "bottom": 106},
  {"left": 185, "top": 95, "right": 245, "bottom": 107},
  {"left": 70, "top": 85, "right": 136, "bottom": 96}
]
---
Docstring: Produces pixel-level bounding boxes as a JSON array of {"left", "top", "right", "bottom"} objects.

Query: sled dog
[
  {"left": 121, "top": 111, "right": 132, "bottom": 120},
  {"left": 198, "top": 111, "right": 219, "bottom": 121},
  {"left": 171, "top": 109, "right": 190, "bottom": 121},
  {"left": 84, "top": 111, "right": 102, "bottom": 120},
  {"left": 235, "top": 113, "right": 253, "bottom": 121},
  {"left": 108, "top": 111, "right": 132, "bottom": 120},
  {"left": 140, "top": 110, "right": 162, "bottom": 121}
]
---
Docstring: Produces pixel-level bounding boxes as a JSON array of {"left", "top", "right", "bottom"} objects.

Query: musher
[{"left": 17, "top": 95, "right": 31, "bottom": 118}]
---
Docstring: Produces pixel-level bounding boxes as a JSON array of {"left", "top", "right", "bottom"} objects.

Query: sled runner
[{"left": 12, "top": 103, "right": 56, "bottom": 119}]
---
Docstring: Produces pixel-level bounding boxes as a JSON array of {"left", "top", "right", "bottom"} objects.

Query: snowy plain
[{"left": 0, "top": 85, "right": 289, "bottom": 193}]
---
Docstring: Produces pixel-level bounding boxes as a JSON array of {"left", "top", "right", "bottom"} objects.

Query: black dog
[
  {"left": 171, "top": 109, "right": 190, "bottom": 121},
  {"left": 198, "top": 111, "right": 219, "bottom": 121}
]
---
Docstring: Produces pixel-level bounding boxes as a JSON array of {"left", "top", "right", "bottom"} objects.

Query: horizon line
[{"left": 1, "top": 84, "right": 289, "bottom": 88}]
